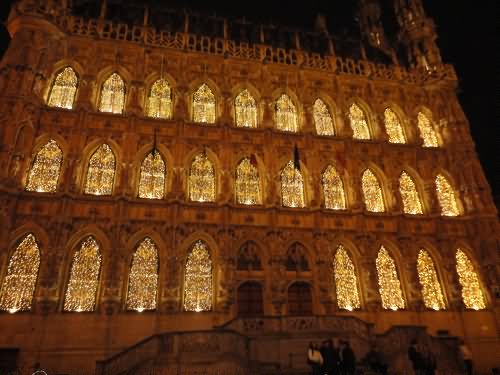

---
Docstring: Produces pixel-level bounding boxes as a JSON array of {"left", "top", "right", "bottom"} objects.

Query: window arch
[
  {"left": 333, "top": 245, "right": 361, "bottom": 310},
  {"left": 286, "top": 242, "right": 309, "bottom": 272},
  {"left": 188, "top": 153, "right": 216, "bottom": 202},
  {"left": 361, "top": 169, "right": 385, "bottom": 212},
  {"left": 99, "top": 72, "right": 125, "bottom": 114},
  {"left": 288, "top": 282, "right": 312, "bottom": 315},
  {"left": 25, "top": 139, "right": 63, "bottom": 193},
  {"left": 64, "top": 236, "right": 102, "bottom": 312},
  {"left": 126, "top": 237, "right": 159, "bottom": 311},
  {"left": 47, "top": 66, "right": 78, "bottom": 109},
  {"left": 237, "top": 241, "right": 262, "bottom": 271},
  {"left": 275, "top": 94, "right": 298, "bottom": 132},
  {"left": 138, "top": 150, "right": 166, "bottom": 200},
  {"left": 322, "top": 165, "right": 346, "bottom": 210},
  {"left": 235, "top": 157, "right": 261, "bottom": 205},
  {"left": 183, "top": 240, "right": 213, "bottom": 312},
  {"left": 417, "top": 249, "right": 446, "bottom": 310},
  {"left": 383, "top": 108, "right": 406, "bottom": 144},
  {"left": 281, "top": 160, "right": 305, "bottom": 208},
  {"left": 0, "top": 234, "right": 40, "bottom": 312},
  {"left": 417, "top": 112, "right": 439, "bottom": 147},
  {"left": 146, "top": 79, "right": 172, "bottom": 119},
  {"left": 399, "top": 171, "right": 423, "bottom": 214},
  {"left": 235, "top": 89, "right": 257, "bottom": 128},
  {"left": 237, "top": 281, "right": 263, "bottom": 316},
  {"left": 348, "top": 103, "right": 370, "bottom": 140},
  {"left": 456, "top": 249, "right": 486, "bottom": 310},
  {"left": 193, "top": 83, "right": 216, "bottom": 124},
  {"left": 313, "top": 98, "right": 335, "bottom": 136},
  {"left": 376, "top": 246, "right": 405, "bottom": 310},
  {"left": 84, "top": 143, "right": 116, "bottom": 196},
  {"left": 435, "top": 174, "right": 460, "bottom": 216}
]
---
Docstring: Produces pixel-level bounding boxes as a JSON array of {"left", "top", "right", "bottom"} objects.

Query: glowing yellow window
[
  {"left": 99, "top": 73, "right": 125, "bottom": 114},
  {"left": 193, "top": 84, "right": 216, "bottom": 124},
  {"left": 25, "top": 139, "right": 63, "bottom": 193},
  {"left": 376, "top": 246, "right": 405, "bottom": 310},
  {"left": 47, "top": 67, "right": 78, "bottom": 109},
  {"left": 189, "top": 153, "right": 216, "bottom": 202},
  {"left": 235, "top": 157, "right": 261, "bottom": 205},
  {"left": 138, "top": 151, "right": 166, "bottom": 200},
  {"left": 146, "top": 79, "right": 172, "bottom": 119},
  {"left": 348, "top": 103, "right": 370, "bottom": 140},
  {"left": 417, "top": 112, "right": 439, "bottom": 147},
  {"left": 456, "top": 249, "right": 486, "bottom": 310},
  {"left": 235, "top": 89, "right": 257, "bottom": 128},
  {"left": 281, "top": 160, "right": 305, "bottom": 208},
  {"left": 322, "top": 165, "right": 346, "bottom": 210},
  {"left": 333, "top": 245, "right": 361, "bottom": 310},
  {"left": 361, "top": 169, "right": 385, "bottom": 212},
  {"left": 435, "top": 174, "right": 460, "bottom": 216},
  {"left": 184, "top": 240, "right": 213, "bottom": 312},
  {"left": 417, "top": 249, "right": 446, "bottom": 310},
  {"left": 84, "top": 143, "right": 116, "bottom": 196},
  {"left": 313, "top": 99, "right": 335, "bottom": 136},
  {"left": 399, "top": 171, "right": 423, "bottom": 214},
  {"left": 275, "top": 94, "right": 298, "bottom": 132},
  {"left": 384, "top": 108, "right": 406, "bottom": 144}
]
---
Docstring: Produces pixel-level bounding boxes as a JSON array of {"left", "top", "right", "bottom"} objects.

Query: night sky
[{"left": 0, "top": 0, "right": 498, "bottom": 203}]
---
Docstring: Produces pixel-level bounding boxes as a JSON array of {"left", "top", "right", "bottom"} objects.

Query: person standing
[
  {"left": 459, "top": 340, "right": 473, "bottom": 375},
  {"left": 408, "top": 340, "right": 425, "bottom": 375},
  {"left": 340, "top": 340, "right": 356, "bottom": 375},
  {"left": 321, "top": 339, "right": 339, "bottom": 375},
  {"left": 308, "top": 342, "right": 324, "bottom": 375}
]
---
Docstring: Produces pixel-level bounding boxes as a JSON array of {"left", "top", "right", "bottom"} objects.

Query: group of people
[
  {"left": 307, "top": 340, "right": 356, "bottom": 375},
  {"left": 408, "top": 340, "right": 438, "bottom": 375}
]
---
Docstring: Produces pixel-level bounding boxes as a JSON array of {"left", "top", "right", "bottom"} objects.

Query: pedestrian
[
  {"left": 408, "top": 340, "right": 425, "bottom": 375},
  {"left": 365, "top": 343, "right": 388, "bottom": 375},
  {"left": 459, "top": 340, "right": 473, "bottom": 375},
  {"left": 340, "top": 340, "right": 356, "bottom": 375},
  {"left": 321, "top": 339, "right": 339, "bottom": 375},
  {"left": 308, "top": 342, "right": 324, "bottom": 375},
  {"left": 421, "top": 344, "right": 437, "bottom": 375}
]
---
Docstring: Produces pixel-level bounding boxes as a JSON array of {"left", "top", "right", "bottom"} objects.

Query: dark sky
[{"left": 0, "top": 0, "right": 498, "bottom": 201}]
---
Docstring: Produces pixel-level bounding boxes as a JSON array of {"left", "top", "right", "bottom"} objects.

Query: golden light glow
[
  {"left": 417, "top": 249, "right": 446, "bottom": 310},
  {"left": 99, "top": 73, "right": 125, "bottom": 114},
  {"left": 0, "top": 234, "right": 40, "bottom": 312},
  {"left": 348, "top": 103, "right": 370, "bottom": 140},
  {"left": 376, "top": 246, "right": 405, "bottom": 310},
  {"left": 47, "top": 66, "right": 78, "bottom": 109},
  {"left": 146, "top": 79, "right": 172, "bottom": 119},
  {"left": 322, "top": 165, "right": 346, "bottom": 210},
  {"left": 64, "top": 236, "right": 101, "bottom": 312},
  {"left": 383, "top": 108, "right": 406, "bottom": 144},
  {"left": 84, "top": 143, "right": 116, "bottom": 196},
  {"left": 189, "top": 153, "right": 215, "bottom": 202},
  {"left": 138, "top": 151, "right": 166, "bottom": 199},
  {"left": 313, "top": 98, "right": 334, "bottom": 136},
  {"left": 417, "top": 112, "right": 438, "bottom": 147},
  {"left": 333, "top": 245, "right": 361, "bottom": 310},
  {"left": 193, "top": 84, "right": 216, "bottom": 124},
  {"left": 235, "top": 157, "right": 261, "bottom": 205},
  {"left": 456, "top": 249, "right": 486, "bottom": 310},
  {"left": 184, "top": 240, "right": 213, "bottom": 312},
  {"left": 281, "top": 160, "right": 305, "bottom": 208},
  {"left": 235, "top": 89, "right": 257, "bottom": 128},
  {"left": 399, "top": 171, "right": 423, "bottom": 214},
  {"left": 275, "top": 94, "right": 298, "bottom": 132},
  {"left": 25, "top": 139, "right": 63, "bottom": 193},
  {"left": 435, "top": 174, "right": 460, "bottom": 216},
  {"left": 361, "top": 169, "right": 385, "bottom": 212}
]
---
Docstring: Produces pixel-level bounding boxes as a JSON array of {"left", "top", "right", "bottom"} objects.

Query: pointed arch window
[
  {"left": 333, "top": 245, "right": 361, "bottom": 310},
  {"left": 235, "top": 157, "right": 261, "bottom": 205},
  {"left": 99, "top": 73, "right": 125, "bottom": 114},
  {"left": 313, "top": 99, "right": 335, "bottom": 136},
  {"left": 64, "top": 236, "right": 101, "bottom": 312},
  {"left": 237, "top": 281, "right": 263, "bottom": 317},
  {"left": 417, "top": 112, "right": 438, "bottom": 147},
  {"left": 384, "top": 108, "right": 406, "bottom": 144},
  {"left": 237, "top": 241, "right": 262, "bottom": 271},
  {"left": 189, "top": 153, "right": 216, "bottom": 202},
  {"left": 435, "top": 174, "right": 460, "bottom": 216},
  {"left": 138, "top": 150, "right": 166, "bottom": 200},
  {"left": 193, "top": 84, "right": 216, "bottom": 124},
  {"left": 288, "top": 282, "right": 312, "bottom": 315},
  {"left": 322, "top": 165, "right": 346, "bottom": 210},
  {"left": 126, "top": 237, "right": 159, "bottom": 312},
  {"left": 84, "top": 143, "right": 116, "bottom": 196},
  {"left": 348, "top": 103, "right": 370, "bottom": 140},
  {"left": 235, "top": 89, "right": 257, "bottom": 128},
  {"left": 275, "top": 94, "right": 298, "bottom": 132},
  {"left": 286, "top": 242, "right": 309, "bottom": 272},
  {"left": 183, "top": 240, "right": 213, "bottom": 312},
  {"left": 0, "top": 234, "right": 40, "bottom": 312},
  {"left": 417, "top": 249, "right": 446, "bottom": 310},
  {"left": 361, "top": 169, "right": 385, "bottom": 212},
  {"left": 376, "top": 246, "right": 405, "bottom": 310},
  {"left": 47, "top": 66, "right": 78, "bottom": 109},
  {"left": 399, "top": 171, "right": 423, "bottom": 214},
  {"left": 281, "top": 160, "right": 305, "bottom": 208},
  {"left": 456, "top": 249, "right": 486, "bottom": 310},
  {"left": 146, "top": 79, "right": 172, "bottom": 119},
  {"left": 25, "top": 139, "right": 63, "bottom": 193}
]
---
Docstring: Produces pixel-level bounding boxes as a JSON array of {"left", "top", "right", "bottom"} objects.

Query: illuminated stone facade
[{"left": 0, "top": 0, "right": 499, "bottom": 374}]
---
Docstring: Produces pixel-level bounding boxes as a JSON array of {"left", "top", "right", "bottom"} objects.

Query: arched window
[
  {"left": 47, "top": 66, "right": 78, "bottom": 109},
  {"left": 417, "top": 249, "right": 446, "bottom": 310},
  {"left": 193, "top": 83, "right": 216, "bottom": 124},
  {"left": 313, "top": 98, "right": 334, "bottom": 136},
  {"left": 286, "top": 242, "right": 309, "bottom": 272},
  {"left": 376, "top": 246, "right": 405, "bottom": 310},
  {"left": 25, "top": 139, "right": 63, "bottom": 193},
  {"left": 435, "top": 174, "right": 460, "bottom": 216},
  {"left": 84, "top": 143, "right": 116, "bottom": 196},
  {"left": 456, "top": 249, "right": 486, "bottom": 310},
  {"left": 99, "top": 73, "right": 125, "bottom": 114},
  {"left": 348, "top": 103, "right": 370, "bottom": 140},
  {"left": 417, "top": 112, "right": 438, "bottom": 147},
  {"left": 138, "top": 151, "right": 166, "bottom": 200},
  {"left": 384, "top": 108, "right": 406, "bottom": 144},
  {"left": 237, "top": 281, "right": 263, "bottom": 317},
  {"left": 126, "top": 237, "right": 159, "bottom": 312},
  {"left": 188, "top": 153, "right": 216, "bottom": 202},
  {"left": 288, "top": 282, "right": 312, "bottom": 315},
  {"left": 361, "top": 169, "right": 385, "bottom": 212},
  {"left": 322, "top": 165, "right": 346, "bottom": 210},
  {"left": 237, "top": 241, "right": 262, "bottom": 271},
  {"left": 333, "top": 245, "right": 361, "bottom": 310},
  {"left": 235, "top": 157, "right": 261, "bottom": 205},
  {"left": 275, "top": 94, "right": 298, "bottom": 132},
  {"left": 399, "top": 171, "right": 423, "bottom": 214},
  {"left": 146, "top": 79, "right": 172, "bottom": 119},
  {"left": 235, "top": 89, "right": 257, "bottom": 128},
  {"left": 0, "top": 234, "right": 40, "bottom": 312},
  {"left": 64, "top": 236, "right": 102, "bottom": 312},
  {"left": 281, "top": 160, "right": 305, "bottom": 208},
  {"left": 183, "top": 240, "right": 213, "bottom": 312}
]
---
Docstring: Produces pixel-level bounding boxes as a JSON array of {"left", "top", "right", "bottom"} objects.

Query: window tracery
[
  {"left": 417, "top": 249, "right": 446, "bottom": 310},
  {"left": 47, "top": 66, "right": 78, "bottom": 109},
  {"left": 288, "top": 282, "right": 312, "bottom": 315},
  {"left": 138, "top": 151, "right": 166, "bottom": 200},
  {"left": 384, "top": 108, "right": 406, "bottom": 144},
  {"left": 237, "top": 241, "right": 262, "bottom": 271},
  {"left": 376, "top": 246, "right": 405, "bottom": 310},
  {"left": 456, "top": 249, "right": 486, "bottom": 310},
  {"left": 188, "top": 153, "right": 216, "bottom": 202},
  {"left": 183, "top": 240, "right": 213, "bottom": 312},
  {"left": 275, "top": 94, "right": 298, "bottom": 132},
  {"left": 237, "top": 281, "right": 263, "bottom": 316},
  {"left": 84, "top": 143, "right": 116, "bottom": 196},
  {"left": 286, "top": 242, "right": 309, "bottom": 272},
  {"left": 193, "top": 84, "right": 216, "bottom": 124},
  {"left": 146, "top": 79, "right": 172, "bottom": 119},
  {"left": 313, "top": 98, "right": 335, "bottom": 136},
  {"left": 435, "top": 174, "right": 460, "bottom": 216},
  {"left": 348, "top": 103, "right": 370, "bottom": 140},
  {"left": 235, "top": 89, "right": 257, "bottom": 128},
  {"left": 322, "top": 165, "right": 346, "bottom": 210},
  {"left": 26, "top": 139, "right": 63, "bottom": 193},
  {"left": 281, "top": 160, "right": 305, "bottom": 208},
  {"left": 361, "top": 169, "right": 385, "bottom": 212},
  {"left": 417, "top": 112, "right": 439, "bottom": 147},
  {"left": 235, "top": 157, "right": 261, "bottom": 205},
  {"left": 333, "top": 245, "right": 361, "bottom": 310},
  {"left": 99, "top": 73, "right": 125, "bottom": 114},
  {"left": 399, "top": 171, "right": 423, "bottom": 214}
]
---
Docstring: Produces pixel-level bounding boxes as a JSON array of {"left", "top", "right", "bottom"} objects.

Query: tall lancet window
[
  {"left": 399, "top": 171, "right": 423, "bottom": 214},
  {"left": 184, "top": 240, "right": 213, "bottom": 312},
  {"left": 435, "top": 174, "right": 460, "bottom": 216},
  {"left": 64, "top": 236, "right": 102, "bottom": 312},
  {"left": 333, "top": 245, "right": 361, "bottom": 310},
  {"left": 193, "top": 84, "right": 216, "bottom": 124},
  {"left": 275, "top": 94, "right": 298, "bottom": 132},
  {"left": 189, "top": 153, "right": 216, "bottom": 202},
  {"left": 47, "top": 66, "right": 78, "bottom": 109},
  {"left": 84, "top": 143, "right": 116, "bottom": 196},
  {"left": 322, "top": 165, "right": 346, "bottom": 210},
  {"left": 456, "top": 249, "right": 486, "bottom": 310},
  {"left": 146, "top": 79, "right": 172, "bottom": 119},
  {"left": 281, "top": 160, "right": 305, "bottom": 208},
  {"left": 138, "top": 151, "right": 166, "bottom": 200},
  {"left": 99, "top": 73, "right": 125, "bottom": 114},
  {"left": 417, "top": 249, "right": 446, "bottom": 310},
  {"left": 126, "top": 237, "right": 159, "bottom": 312},
  {"left": 313, "top": 99, "right": 335, "bottom": 136},
  {"left": 235, "top": 89, "right": 257, "bottom": 128},
  {"left": 348, "top": 103, "right": 370, "bottom": 140},
  {"left": 26, "top": 139, "right": 63, "bottom": 193},
  {"left": 361, "top": 169, "right": 385, "bottom": 212},
  {"left": 417, "top": 112, "right": 438, "bottom": 147},
  {"left": 376, "top": 246, "right": 405, "bottom": 310},
  {"left": 384, "top": 108, "right": 406, "bottom": 144},
  {"left": 0, "top": 234, "right": 40, "bottom": 313},
  {"left": 235, "top": 157, "right": 261, "bottom": 205}
]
